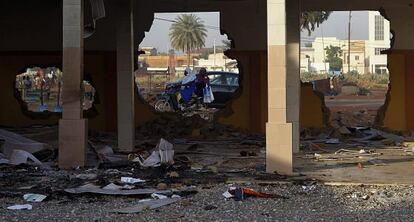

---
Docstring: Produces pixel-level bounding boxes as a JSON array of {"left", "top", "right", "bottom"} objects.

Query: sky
[
  {"left": 140, "top": 11, "right": 377, "bottom": 53},
  {"left": 301, "top": 11, "right": 370, "bottom": 42},
  {"left": 140, "top": 12, "right": 228, "bottom": 53}
]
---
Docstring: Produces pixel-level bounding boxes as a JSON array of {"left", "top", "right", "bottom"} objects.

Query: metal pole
[{"left": 348, "top": 11, "right": 352, "bottom": 73}]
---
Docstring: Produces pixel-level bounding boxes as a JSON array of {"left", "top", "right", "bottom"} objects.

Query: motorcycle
[{"left": 154, "top": 80, "right": 205, "bottom": 113}]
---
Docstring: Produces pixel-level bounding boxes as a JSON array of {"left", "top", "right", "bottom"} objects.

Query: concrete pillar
[
  {"left": 266, "top": 0, "right": 296, "bottom": 174},
  {"left": 116, "top": 0, "right": 135, "bottom": 152},
  {"left": 286, "top": 0, "right": 300, "bottom": 154},
  {"left": 59, "top": 0, "right": 88, "bottom": 169}
]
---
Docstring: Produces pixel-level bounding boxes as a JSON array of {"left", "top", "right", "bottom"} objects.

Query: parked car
[{"left": 207, "top": 71, "right": 239, "bottom": 107}]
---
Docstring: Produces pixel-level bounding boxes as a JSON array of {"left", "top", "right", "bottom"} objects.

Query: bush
[
  {"left": 300, "top": 72, "right": 328, "bottom": 82},
  {"left": 340, "top": 72, "right": 389, "bottom": 89}
]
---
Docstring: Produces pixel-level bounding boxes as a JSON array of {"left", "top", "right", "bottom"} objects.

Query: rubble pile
[{"left": 136, "top": 115, "right": 248, "bottom": 140}]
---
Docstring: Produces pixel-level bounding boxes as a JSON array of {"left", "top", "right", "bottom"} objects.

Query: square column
[
  {"left": 59, "top": 0, "right": 88, "bottom": 169},
  {"left": 286, "top": 0, "right": 301, "bottom": 154},
  {"left": 266, "top": 0, "right": 299, "bottom": 174},
  {"left": 116, "top": 0, "right": 135, "bottom": 152}
]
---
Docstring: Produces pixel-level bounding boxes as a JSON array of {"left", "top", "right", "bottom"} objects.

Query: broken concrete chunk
[
  {"left": 102, "top": 183, "right": 123, "bottom": 190},
  {"left": 338, "top": 126, "right": 351, "bottom": 135}
]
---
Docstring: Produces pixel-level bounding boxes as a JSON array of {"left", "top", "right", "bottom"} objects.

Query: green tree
[
  {"left": 324, "top": 46, "right": 343, "bottom": 71},
  {"left": 169, "top": 14, "right": 207, "bottom": 67},
  {"left": 301, "top": 11, "right": 332, "bottom": 36}
]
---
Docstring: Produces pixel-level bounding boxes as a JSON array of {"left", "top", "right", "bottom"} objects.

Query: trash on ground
[
  {"left": 73, "top": 173, "right": 98, "bottom": 180},
  {"left": 133, "top": 138, "right": 174, "bottom": 167},
  {"left": 9, "top": 149, "right": 43, "bottom": 166},
  {"left": 64, "top": 185, "right": 171, "bottom": 196},
  {"left": 23, "top": 193, "right": 47, "bottom": 202},
  {"left": 157, "top": 138, "right": 174, "bottom": 164},
  {"left": 325, "top": 138, "right": 340, "bottom": 144},
  {"left": 223, "top": 187, "right": 288, "bottom": 201},
  {"left": 151, "top": 193, "right": 168, "bottom": 199},
  {"left": 112, "top": 197, "right": 181, "bottom": 214},
  {"left": 7, "top": 204, "right": 33, "bottom": 210},
  {"left": 121, "top": 177, "right": 146, "bottom": 184},
  {"left": 0, "top": 129, "right": 46, "bottom": 157}
]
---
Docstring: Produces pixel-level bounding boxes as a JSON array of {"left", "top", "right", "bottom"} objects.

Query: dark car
[{"left": 207, "top": 71, "right": 239, "bottom": 107}]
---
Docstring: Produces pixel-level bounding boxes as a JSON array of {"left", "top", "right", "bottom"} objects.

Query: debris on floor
[
  {"left": 112, "top": 196, "right": 182, "bottom": 214},
  {"left": 23, "top": 193, "right": 47, "bottom": 202},
  {"left": 7, "top": 204, "right": 33, "bottom": 211},
  {"left": 223, "top": 187, "right": 288, "bottom": 201}
]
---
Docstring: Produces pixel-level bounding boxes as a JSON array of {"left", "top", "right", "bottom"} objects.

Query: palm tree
[
  {"left": 301, "top": 11, "right": 332, "bottom": 36},
  {"left": 169, "top": 14, "right": 207, "bottom": 67}
]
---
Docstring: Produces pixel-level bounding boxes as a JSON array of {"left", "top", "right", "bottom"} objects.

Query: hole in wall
[
  {"left": 135, "top": 12, "right": 240, "bottom": 121},
  {"left": 15, "top": 67, "right": 97, "bottom": 115},
  {"left": 300, "top": 10, "right": 391, "bottom": 127}
]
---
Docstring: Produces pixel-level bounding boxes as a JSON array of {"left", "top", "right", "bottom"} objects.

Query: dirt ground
[{"left": 326, "top": 87, "right": 388, "bottom": 127}]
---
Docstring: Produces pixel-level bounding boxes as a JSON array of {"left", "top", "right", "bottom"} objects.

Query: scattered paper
[
  {"left": 7, "top": 204, "right": 32, "bottom": 210},
  {"left": 151, "top": 193, "right": 168, "bottom": 199},
  {"left": 9, "top": 150, "right": 42, "bottom": 165},
  {"left": 23, "top": 193, "right": 47, "bottom": 202},
  {"left": 121, "top": 177, "right": 145, "bottom": 184}
]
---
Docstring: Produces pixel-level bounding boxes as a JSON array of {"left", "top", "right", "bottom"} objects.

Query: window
[
  {"left": 355, "top": 55, "right": 359, "bottom": 61},
  {"left": 375, "top": 15, "right": 385, "bottom": 41},
  {"left": 375, "top": 48, "right": 388, "bottom": 55}
]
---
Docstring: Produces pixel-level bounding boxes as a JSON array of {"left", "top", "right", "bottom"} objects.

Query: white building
[
  {"left": 301, "top": 11, "right": 390, "bottom": 74},
  {"left": 367, "top": 11, "right": 390, "bottom": 74},
  {"left": 196, "top": 52, "right": 239, "bottom": 73}
]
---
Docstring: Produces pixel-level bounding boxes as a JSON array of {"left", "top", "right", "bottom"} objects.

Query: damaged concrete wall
[
  {"left": 0, "top": 53, "right": 109, "bottom": 130},
  {"left": 301, "top": 0, "right": 414, "bottom": 131},
  {"left": 376, "top": 6, "right": 414, "bottom": 131},
  {"left": 300, "top": 83, "right": 329, "bottom": 128},
  {"left": 0, "top": 0, "right": 271, "bottom": 134}
]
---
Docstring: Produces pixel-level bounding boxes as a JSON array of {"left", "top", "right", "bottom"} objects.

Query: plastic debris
[
  {"left": 325, "top": 138, "right": 340, "bottom": 144},
  {"left": 151, "top": 193, "right": 168, "bottom": 199},
  {"left": 133, "top": 138, "right": 174, "bottom": 167},
  {"left": 302, "top": 185, "right": 317, "bottom": 192},
  {"left": 223, "top": 187, "right": 288, "bottom": 201},
  {"left": 23, "top": 193, "right": 47, "bottom": 202},
  {"left": 121, "top": 177, "right": 145, "bottom": 184},
  {"left": 158, "top": 138, "right": 174, "bottom": 164},
  {"left": 9, "top": 149, "right": 42, "bottom": 165},
  {"left": 7, "top": 204, "right": 32, "bottom": 210},
  {"left": 64, "top": 186, "right": 171, "bottom": 196}
]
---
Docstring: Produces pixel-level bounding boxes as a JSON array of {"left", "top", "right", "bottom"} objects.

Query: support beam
[
  {"left": 116, "top": 0, "right": 135, "bottom": 152},
  {"left": 286, "top": 0, "right": 301, "bottom": 154},
  {"left": 59, "top": 0, "right": 88, "bottom": 169},
  {"left": 266, "top": 0, "right": 295, "bottom": 174}
]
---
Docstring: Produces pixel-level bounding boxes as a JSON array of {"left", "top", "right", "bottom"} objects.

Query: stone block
[{"left": 59, "top": 119, "right": 88, "bottom": 169}]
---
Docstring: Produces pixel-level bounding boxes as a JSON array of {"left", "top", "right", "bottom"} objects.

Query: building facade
[{"left": 301, "top": 11, "right": 390, "bottom": 74}]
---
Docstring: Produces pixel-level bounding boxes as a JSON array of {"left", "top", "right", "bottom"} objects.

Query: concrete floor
[{"left": 295, "top": 146, "right": 414, "bottom": 184}]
